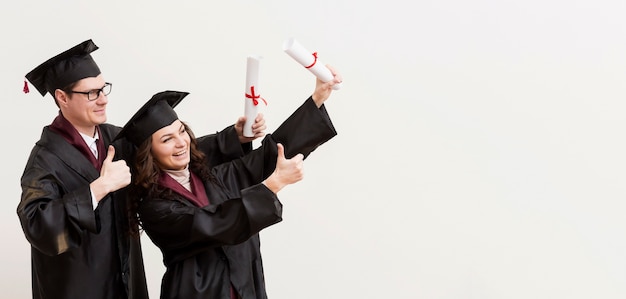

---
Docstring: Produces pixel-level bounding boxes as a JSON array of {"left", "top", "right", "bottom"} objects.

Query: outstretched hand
[
  {"left": 312, "top": 64, "right": 343, "bottom": 108},
  {"left": 235, "top": 113, "right": 266, "bottom": 143},
  {"left": 263, "top": 143, "right": 304, "bottom": 194}
]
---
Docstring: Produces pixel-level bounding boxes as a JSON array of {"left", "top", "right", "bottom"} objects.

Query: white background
[{"left": 2, "top": 1, "right": 626, "bottom": 298}]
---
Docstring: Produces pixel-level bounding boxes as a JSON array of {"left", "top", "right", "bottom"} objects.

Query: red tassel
[{"left": 23, "top": 80, "right": 30, "bottom": 94}]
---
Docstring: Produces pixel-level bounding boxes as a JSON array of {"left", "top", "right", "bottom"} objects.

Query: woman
[{"left": 115, "top": 70, "right": 341, "bottom": 299}]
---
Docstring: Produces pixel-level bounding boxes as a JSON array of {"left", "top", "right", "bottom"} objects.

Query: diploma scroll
[
  {"left": 243, "top": 56, "right": 266, "bottom": 137},
  {"left": 283, "top": 38, "right": 342, "bottom": 90}
]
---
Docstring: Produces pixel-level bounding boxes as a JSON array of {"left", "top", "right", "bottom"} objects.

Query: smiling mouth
[{"left": 174, "top": 150, "right": 187, "bottom": 157}]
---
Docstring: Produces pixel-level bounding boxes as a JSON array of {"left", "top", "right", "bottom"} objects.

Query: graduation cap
[
  {"left": 113, "top": 91, "right": 189, "bottom": 146},
  {"left": 24, "top": 39, "right": 101, "bottom": 96}
]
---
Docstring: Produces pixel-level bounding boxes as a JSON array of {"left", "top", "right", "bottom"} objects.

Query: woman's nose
[{"left": 174, "top": 136, "right": 186, "bottom": 147}]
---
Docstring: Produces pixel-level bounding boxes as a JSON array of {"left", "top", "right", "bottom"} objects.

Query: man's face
[{"left": 61, "top": 74, "right": 108, "bottom": 134}]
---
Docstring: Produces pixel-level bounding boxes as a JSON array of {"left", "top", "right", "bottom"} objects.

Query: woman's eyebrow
[{"left": 159, "top": 132, "right": 174, "bottom": 140}]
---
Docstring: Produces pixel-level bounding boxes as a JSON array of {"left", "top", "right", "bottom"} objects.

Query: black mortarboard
[
  {"left": 114, "top": 91, "right": 189, "bottom": 146},
  {"left": 25, "top": 39, "right": 101, "bottom": 96}
]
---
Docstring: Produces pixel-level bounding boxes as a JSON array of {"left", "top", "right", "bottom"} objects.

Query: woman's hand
[
  {"left": 263, "top": 143, "right": 304, "bottom": 193},
  {"left": 235, "top": 113, "right": 266, "bottom": 143},
  {"left": 312, "top": 64, "right": 343, "bottom": 108}
]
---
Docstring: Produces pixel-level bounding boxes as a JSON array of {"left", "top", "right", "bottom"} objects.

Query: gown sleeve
[
  {"left": 210, "top": 96, "right": 338, "bottom": 191},
  {"left": 17, "top": 148, "right": 97, "bottom": 256},
  {"left": 138, "top": 184, "right": 282, "bottom": 265},
  {"left": 270, "top": 96, "right": 337, "bottom": 159},
  {"left": 195, "top": 125, "right": 253, "bottom": 168}
]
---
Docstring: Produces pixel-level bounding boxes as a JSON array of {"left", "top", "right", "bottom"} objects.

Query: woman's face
[{"left": 150, "top": 119, "right": 190, "bottom": 171}]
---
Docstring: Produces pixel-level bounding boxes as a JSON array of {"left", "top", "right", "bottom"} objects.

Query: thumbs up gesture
[
  {"left": 263, "top": 143, "right": 305, "bottom": 194},
  {"left": 90, "top": 145, "right": 131, "bottom": 202}
]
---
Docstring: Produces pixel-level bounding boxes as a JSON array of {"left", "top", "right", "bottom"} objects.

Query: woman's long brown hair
[{"left": 128, "top": 122, "right": 214, "bottom": 238}]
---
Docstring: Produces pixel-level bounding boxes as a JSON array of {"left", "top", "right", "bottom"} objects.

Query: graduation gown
[
  {"left": 138, "top": 97, "right": 337, "bottom": 299},
  {"left": 18, "top": 118, "right": 248, "bottom": 299}
]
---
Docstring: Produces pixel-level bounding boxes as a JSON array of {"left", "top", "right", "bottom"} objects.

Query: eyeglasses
[{"left": 68, "top": 82, "right": 112, "bottom": 101}]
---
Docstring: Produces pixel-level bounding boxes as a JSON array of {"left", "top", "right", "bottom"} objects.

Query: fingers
[
  {"left": 327, "top": 64, "right": 337, "bottom": 76},
  {"left": 255, "top": 113, "right": 264, "bottom": 123},
  {"left": 252, "top": 113, "right": 265, "bottom": 129},
  {"left": 250, "top": 113, "right": 266, "bottom": 138},
  {"left": 276, "top": 143, "right": 285, "bottom": 160},
  {"left": 238, "top": 113, "right": 263, "bottom": 127},
  {"left": 237, "top": 113, "right": 267, "bottom": 143},
  {"left": 252, "top": 124, "right": 266, "bottom": 135},
  {"left": 290, "top": 154, "right": 305, "bottom": 182},
  {"left": 98, "top": 146, "right": 131, "bottom": 192},
  {"left": 235, "top": 116, "right": 246, "bottom": 129},
  {"left": 324, "top": 64, "right": 340, "bottom": 81},
  {"left": 268, "top": 143, "right": 305, "bottom": 190},
  {"left": 104, "top": 145, "right": 116, "bottom": 163}
]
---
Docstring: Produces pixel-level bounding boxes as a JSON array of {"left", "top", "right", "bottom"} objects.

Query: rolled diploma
[
  {"left": 283, "top": 38, "right": 342, "bottom": 90},
  {"left": 243, "top": 55, "right": 263, "bottom": 137}
]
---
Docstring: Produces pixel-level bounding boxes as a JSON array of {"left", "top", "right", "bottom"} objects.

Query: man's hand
[{"left": 90, "top": 145, "right": 131, "bottom": 202}]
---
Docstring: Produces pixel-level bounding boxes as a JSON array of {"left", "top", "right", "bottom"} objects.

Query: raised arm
[{"left": 195, "top": 113, "right": 266, "bottom": 167}]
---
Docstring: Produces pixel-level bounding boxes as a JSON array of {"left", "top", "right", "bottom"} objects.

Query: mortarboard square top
[
  {"left": 25, "top": 39, "right": 101, "bottom": 96},
  {"left": 114, "top": 91, "right": 189, "bottom": 147}
]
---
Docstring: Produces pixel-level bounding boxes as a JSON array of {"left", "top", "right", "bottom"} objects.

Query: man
[{"left": 17, "top": 39, "right": 264, "bottom": 299}]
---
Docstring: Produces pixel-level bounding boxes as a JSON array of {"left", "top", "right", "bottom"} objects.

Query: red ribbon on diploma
[
  {"left": 245, "top": 86, "right": 267, "bottom": 106},
  {"left": 305, "top": 52, "right": 318, "bottom": 69}
]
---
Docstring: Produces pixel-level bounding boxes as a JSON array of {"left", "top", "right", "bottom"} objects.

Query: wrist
[
  {"left": 263, "top": 175, "right": 284, "bottom": 194},
  {"left": 311, "top": 93, "right": 324, "bottom": 108},
  {"left": 89, "top": 178, "right": 110, "bottom": 202}
]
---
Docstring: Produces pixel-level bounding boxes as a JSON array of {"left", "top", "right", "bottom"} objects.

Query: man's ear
[{"left": 55, "top": 89, "right": 69, "bottom": 107}]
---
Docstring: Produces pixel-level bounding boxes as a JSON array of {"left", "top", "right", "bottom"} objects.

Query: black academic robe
[
  {"left": 138, "top": 97, "right": 337, "bottom": 299},
  {"left": 18, "top": 120, "right": 248, "bottom": 299}
]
